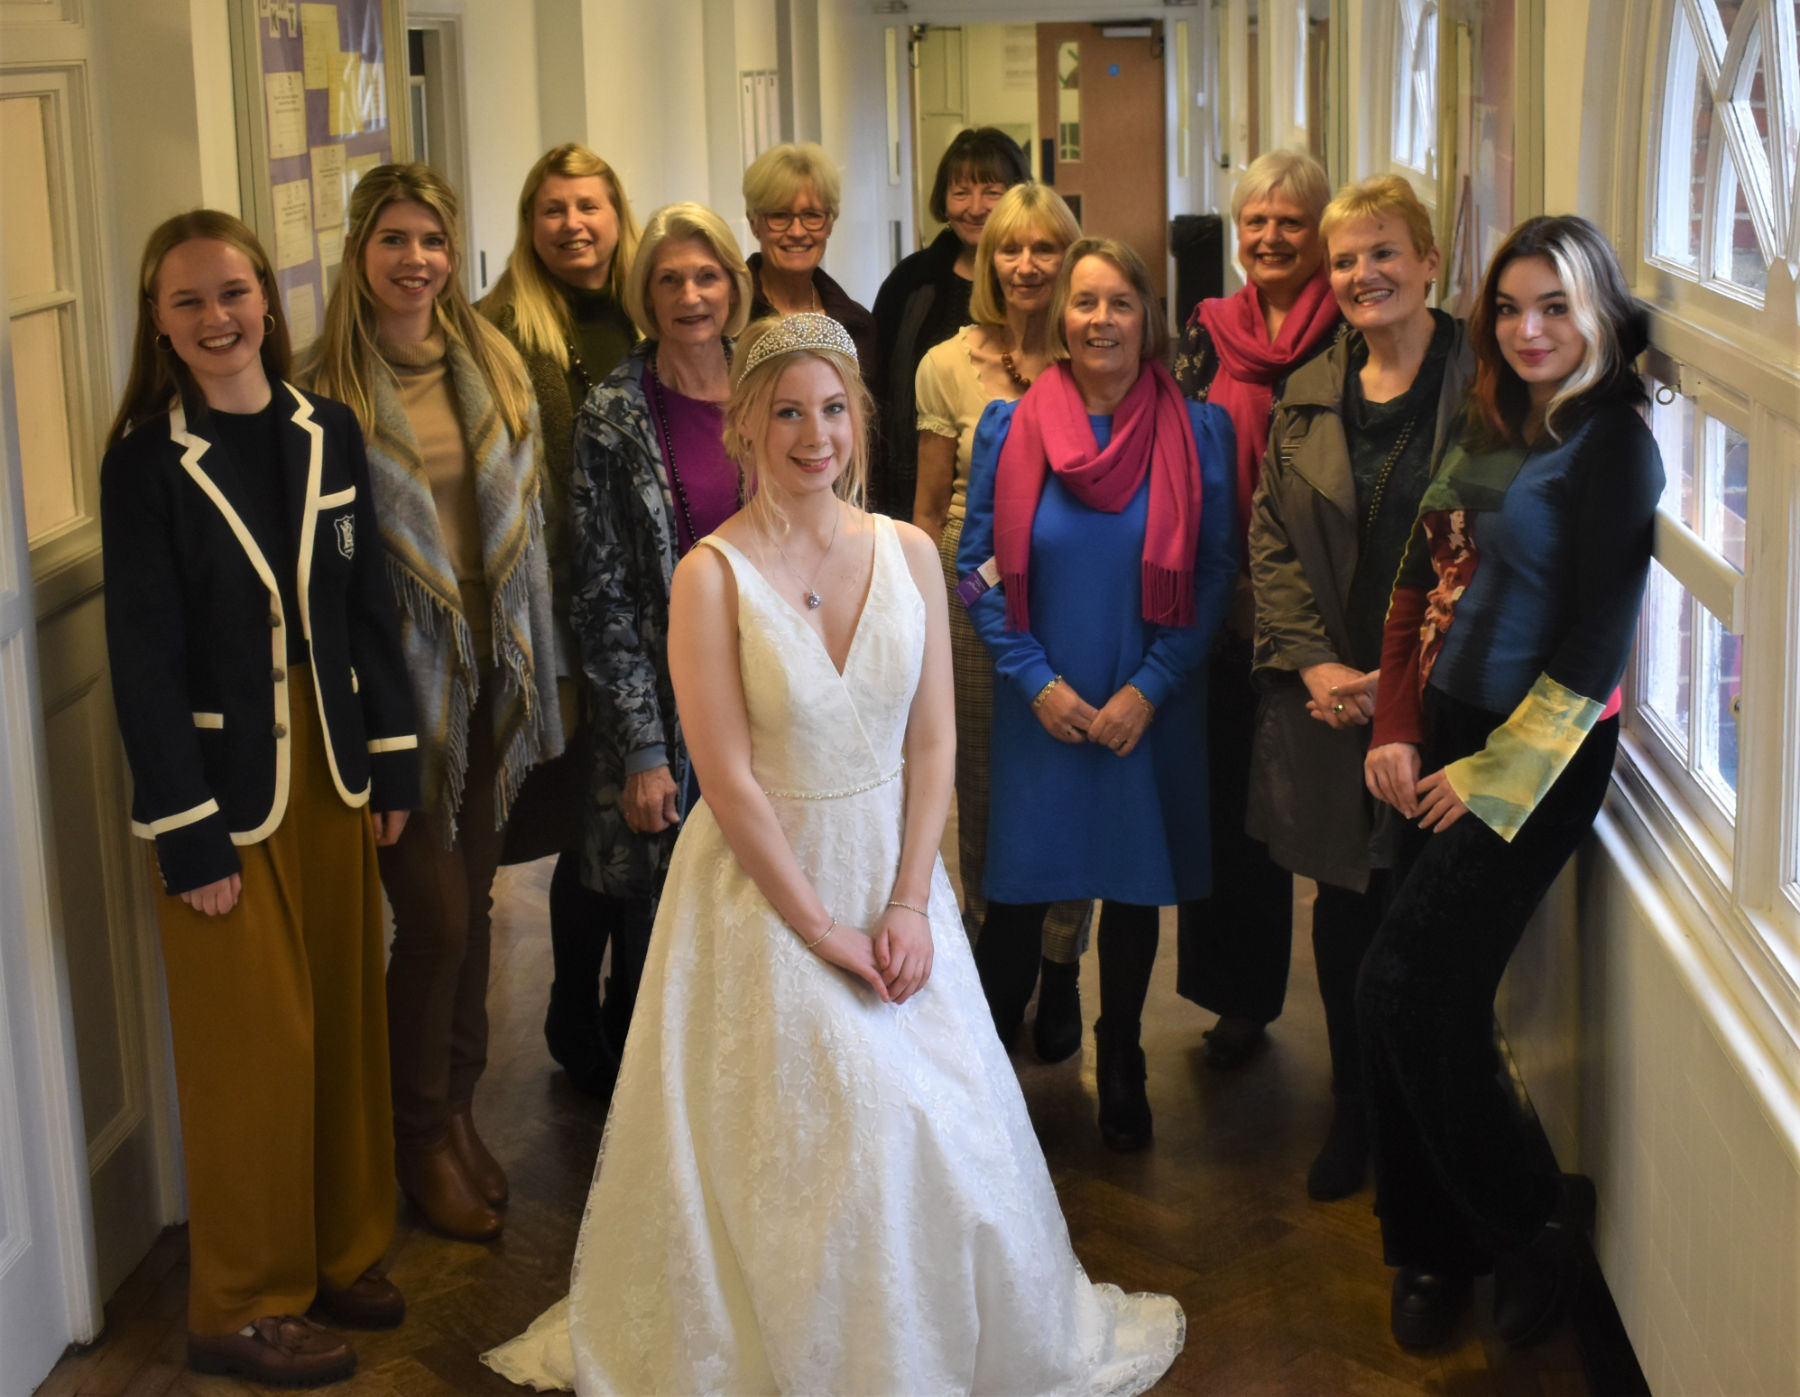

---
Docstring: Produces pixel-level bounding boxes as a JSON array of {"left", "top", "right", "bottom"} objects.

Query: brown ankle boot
[
  {"left": 446, "top": 1100, "right": 508, "bottom": 1209},
  {"left": 396, "top": 1136, "right": 502, "bottom": 1241}
]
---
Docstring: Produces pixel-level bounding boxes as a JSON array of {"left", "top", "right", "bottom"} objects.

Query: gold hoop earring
[
  {"left": 154, "top": 333, "right": 173, "bottom": 352},
  {"left": 263, "top": 312, "right": 276, "bottom": 333}
]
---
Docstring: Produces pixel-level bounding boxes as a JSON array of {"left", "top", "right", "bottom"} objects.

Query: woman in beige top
[{"left": 912, "top": 183, "right": 1090, "bottom": 1062}]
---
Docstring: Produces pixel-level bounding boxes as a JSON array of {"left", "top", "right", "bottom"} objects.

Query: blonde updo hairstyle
[
  {"left": 723, "top": 315, "right": 870, "bottom": 511},
  {"left": 624, "top": 203, "right": 754, "bottom": 342}
]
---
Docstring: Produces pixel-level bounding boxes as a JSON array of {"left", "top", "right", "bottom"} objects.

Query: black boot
[
  {"left": 544, "top": 852, "right": 609, "bottom": 1084},
  {"left": 1493, "top": 1173, "right": 1596, "bottom": 1347},
  {"left": 975, "top": 903, "right": 1047, "bottom": 1048},
  {"left": 1390, "top": 1267, "right": 1472, "bottom": 1350},
  {"left": 1094, "top": 1018, "right": 1152, "bottom": 1151},
  {"left": 1032, "top": 957, "right": 1083, "bottom": 1063},
  {"left": 1306, "top": 1093, "right": 1369, "bottom": 1200}
]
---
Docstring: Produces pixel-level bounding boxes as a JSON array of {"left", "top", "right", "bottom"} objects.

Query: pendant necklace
[{"left": 767, "top": 503, "right": 841, "bottom": 609}]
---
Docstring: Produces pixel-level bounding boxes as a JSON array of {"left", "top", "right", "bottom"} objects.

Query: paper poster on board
[{"left": 249, "top": 0, "right": 393, "bottom": 350}]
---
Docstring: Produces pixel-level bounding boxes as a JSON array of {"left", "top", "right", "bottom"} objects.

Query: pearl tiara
[{"left": 739, "top": 312, "right": 860, "bottom": 377}]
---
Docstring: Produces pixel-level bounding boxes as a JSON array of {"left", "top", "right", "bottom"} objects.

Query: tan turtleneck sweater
[{"left": 378, "top": 332, "right": 492, "bottom": 657}]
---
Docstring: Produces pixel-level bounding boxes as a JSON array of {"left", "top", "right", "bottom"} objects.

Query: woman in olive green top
[{"left": 480, "top": 143, "right": 643, "bottom": 1096}]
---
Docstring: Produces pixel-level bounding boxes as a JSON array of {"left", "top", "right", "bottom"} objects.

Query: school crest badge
[{"left": 334, "top": 513, "right": 355, "bottom": 559}]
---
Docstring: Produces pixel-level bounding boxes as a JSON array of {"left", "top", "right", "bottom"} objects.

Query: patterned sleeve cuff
[
  {"left": 915, "top": 412, "right": 958, "bottom": 439},
  {"left": 1442, "top": 673, "right": 1605, "bottom": 842}
]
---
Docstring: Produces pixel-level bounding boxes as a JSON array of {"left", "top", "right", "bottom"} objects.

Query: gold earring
[
  {"left": 263, "top": 312, "right": 276, "bottom": 333},
  {"left": 154, "top": 333, "right": 173, "bottom": 352}
]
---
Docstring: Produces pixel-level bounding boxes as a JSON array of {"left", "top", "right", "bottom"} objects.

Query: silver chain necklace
[{"left": 766, "top": 503, "right": 841, "bottom": 610}]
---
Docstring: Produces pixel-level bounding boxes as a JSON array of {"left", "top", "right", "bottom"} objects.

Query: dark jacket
[
  {"left": 101, "top": 386, "right": 420, "bottom": 895},
  {"left": 1244, "top": 320, "right": 1473, "bottom": 892},
  {"left": 747, "top": 253, "right": 878, "bottom": 383},
  {"left": 567, "top": 343, "right": 692, "bottom": 895},
  {"left": 870, "top": 229, "right": 973, "bottom": 517}
]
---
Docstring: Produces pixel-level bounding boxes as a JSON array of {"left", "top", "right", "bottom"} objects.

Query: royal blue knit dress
[{"left": 957, "top": 396, "right": 1236, "bottom": 907}]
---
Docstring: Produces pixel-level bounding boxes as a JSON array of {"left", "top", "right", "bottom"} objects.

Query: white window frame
[
  {"left": 1609, "top": 0, "right": 1800, "bottom": 1053},
  {"left": 1387, "top": 0, "right": 1439, "bottom": 193}
]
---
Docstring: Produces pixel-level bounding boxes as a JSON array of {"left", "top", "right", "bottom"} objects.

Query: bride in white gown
[{"left": 484, "top": 312, "right": 1185, "bottom": 1395}]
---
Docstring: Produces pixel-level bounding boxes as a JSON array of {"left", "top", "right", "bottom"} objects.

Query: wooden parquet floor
[{"left": 38, "top": 853, "right": 1589, "bottom": 1396}]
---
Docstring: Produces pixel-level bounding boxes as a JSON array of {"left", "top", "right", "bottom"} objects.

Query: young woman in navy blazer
[{"left": 101, "top": 210, "right": 418, "bottom": 1388}]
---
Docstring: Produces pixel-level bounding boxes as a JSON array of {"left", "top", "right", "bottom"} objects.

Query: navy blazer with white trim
[{"left": 101, "top": 383, "right": 420, "bottom": 895}]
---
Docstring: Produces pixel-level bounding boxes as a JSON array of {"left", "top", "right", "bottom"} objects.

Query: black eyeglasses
[{"left": 762, "top": 209, "right": 830, "bottom": 232}]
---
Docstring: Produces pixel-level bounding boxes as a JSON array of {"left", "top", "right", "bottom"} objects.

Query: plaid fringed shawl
[{"left": 365, "top": 334, "right": 564, "bottom": 835}]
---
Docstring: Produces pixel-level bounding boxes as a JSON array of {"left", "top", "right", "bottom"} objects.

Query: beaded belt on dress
[{"left": 762, "top": 761, "right": 904, "bottom": 802}]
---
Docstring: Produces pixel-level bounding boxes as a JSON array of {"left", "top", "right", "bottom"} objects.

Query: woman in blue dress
[{"left": 958, "top": 238, "right": 1236, "bottom": 1150}]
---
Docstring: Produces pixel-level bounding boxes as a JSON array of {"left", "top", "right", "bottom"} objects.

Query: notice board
[{"left": 233, "top": 0, "right": 410, "bottom": 349}]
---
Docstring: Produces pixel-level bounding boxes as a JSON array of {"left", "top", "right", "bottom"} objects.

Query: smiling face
[
  {"left": 759, "top": 355, "right": 853, "bottom": 501},
  {"left": 1493, "top": 254, "right": 1588, "bottom": 406},
  {"left": 151, "top": 237, "right": 270, "bottom": 406},
  {"left": 1062, "top": 254, "right": 1145, "bottom": 388},
  {"left": 993, "top": 222, "right": 1067, "bottom": 316},
  {"left": 751, "top": 178, "right": 833, "bottom": 280},
  {"left": 1237, "top": 191, "right": 1324, "bottom": 306},
  {"left": 531, "top": 174, "right": 620, "bottom": 290},
  {"left": 647, "top": 236, "right": 733, "bottom": 347},
  {"left": 363, "top": 199, "right": 452, "bottom": 340},
  {"left": 1327, "top": 214, "right": 1439, "bottom": 335},
  {"left": 944, "top": 174, "right": 1011, "bottom": 250}
]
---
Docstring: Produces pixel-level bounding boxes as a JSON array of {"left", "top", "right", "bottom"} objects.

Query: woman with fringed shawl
[{"left": 305, "top": 163, "right": 563, "bottom": 1246}]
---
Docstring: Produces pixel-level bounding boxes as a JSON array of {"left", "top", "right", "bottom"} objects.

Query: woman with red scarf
[
  {"left": 1171, "top": 149, "right": 1341, "bottom": 1069},
  {"left": 958, "top": 240, "right": 1236, "bottom": 1150}
]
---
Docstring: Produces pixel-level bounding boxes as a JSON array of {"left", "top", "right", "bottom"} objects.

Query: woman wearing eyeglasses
[{"left": 742, "top": 143, "right": 875, "bottom": 377}]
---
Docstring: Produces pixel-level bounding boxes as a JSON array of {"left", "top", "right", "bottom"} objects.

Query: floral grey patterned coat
[{"left": 569, "top": 342, "right": 689, "bottom": 896}]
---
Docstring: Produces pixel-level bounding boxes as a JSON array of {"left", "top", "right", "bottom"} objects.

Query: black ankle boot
[
  {"left": 1493, "top": 1173, "right": 1596, "bottom": 1346},
  {"left": 1094, "top": 1019, "right": 1152, "bottom": 1151},
  {"left": 1306, "top": 1093, "right": 1369, "bottom": 1200},
  {"left": 1390, "top": 1267, "right": 1472, "bottom": 1349},
  {"left": 1032, "top": 958, "right": 1083, "bottom": 1063}
]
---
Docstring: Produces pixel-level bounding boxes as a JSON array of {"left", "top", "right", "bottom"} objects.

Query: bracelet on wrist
[
  {"left": 1126, "top": 682, "right": 1156, "bottom": 715},
  {"left": 887, "top": 898, "right": 929, "bottom": 919},
  {"left": 801, "top": 917, "right": 836, "bottom": 950},
  {"left": 1032, "top": 676, "right": 1063, "bottom": 711}
]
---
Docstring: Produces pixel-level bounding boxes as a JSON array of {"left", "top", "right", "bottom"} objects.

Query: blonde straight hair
[
  {"left": 482, "top": 143, "right": 642, "bottom": 370},
  {"left": 968, "top": 184, "right": 1082, "bottom": 328},
  {"left": 307, "top": 163, "right": 534, "bottom": 443}
]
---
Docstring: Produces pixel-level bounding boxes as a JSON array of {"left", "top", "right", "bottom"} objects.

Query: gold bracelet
[
  {"left": 1126, "top": 683, "right": 1156, "bottom": 714},
  {"left": 801, "top": 917, "right": 836, "bottom": 950},
  {"left": 1032, "top": 676, "right": 1063, "bottom": 711},
  {"left": 887, "top": 898, "right": 929, "bottom": 918}
]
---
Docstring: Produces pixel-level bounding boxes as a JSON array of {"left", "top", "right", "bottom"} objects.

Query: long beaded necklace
[
  {"left": 998, "top": 328, "right": 1035, "bottom": 393},
  {"left": 1361, "top": 409, "right": 1426, "bottom": 540},
  {"left": 647, "top": 351, "right": 704, "bottom": 552},
  {"left": 565, "top": 341, "right": 595, "bottom": 401}
]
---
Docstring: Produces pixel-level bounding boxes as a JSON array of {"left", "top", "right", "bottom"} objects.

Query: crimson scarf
[
  {"left": 1195, "top": 267, "right": 1340, "bottom": 539},
  {"left": 994, "top": 359, "right": 1201, "bottom": 634}
]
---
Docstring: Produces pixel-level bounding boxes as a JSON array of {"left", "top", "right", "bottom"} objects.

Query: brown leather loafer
[
  {"left": 188, "top": 1314, "right": 355, "bottom": 1387},
  {"left": 311, "top": 1266, "right": 405, "bottom": 1329},
  {"left": 397, "top": 1135, "right": 503, "bottom": 1241},
  {"left": 447, "top": 1099, "right": 509, "bottom": 1208}
]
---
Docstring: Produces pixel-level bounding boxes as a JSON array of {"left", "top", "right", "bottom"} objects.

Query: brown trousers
[
  {"left": 157, "top": 669, "right": 394, "bottom": 1335},
  {"left": 379, "top": 682, "right": 505, "bottom": 1148}
]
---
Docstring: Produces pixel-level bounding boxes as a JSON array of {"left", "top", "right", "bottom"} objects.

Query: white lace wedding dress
[{"left": 483, "top": 516, "right": 1185, "bottom": 1395}]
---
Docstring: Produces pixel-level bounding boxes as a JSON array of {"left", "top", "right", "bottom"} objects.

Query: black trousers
[
  {"left": 1357, "top": 689, "right": 1618, "bottom": 1272},
  {"left": 1311, "top": 874, "right": 1391, "bottom": 1099},
  {"left": 1176, "top": 635, "right": 1294, "bottom": 1022}
]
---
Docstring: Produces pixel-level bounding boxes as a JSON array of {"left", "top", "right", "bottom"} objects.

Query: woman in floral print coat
[{"left": 566, "top": 203, "right": 752, "bottom": 1091}]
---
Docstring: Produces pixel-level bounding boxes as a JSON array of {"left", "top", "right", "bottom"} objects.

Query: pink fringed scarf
[
  {"left": 1195, "top": 268, "right": 1340, "bottom": 539},
  {"left": 994, "top": 359, "right": 1201, "bottom": 633}
]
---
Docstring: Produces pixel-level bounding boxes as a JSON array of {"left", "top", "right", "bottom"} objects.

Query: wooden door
[{"left": 1037, "top": 22, "right": 1169, "bottom": 299}]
